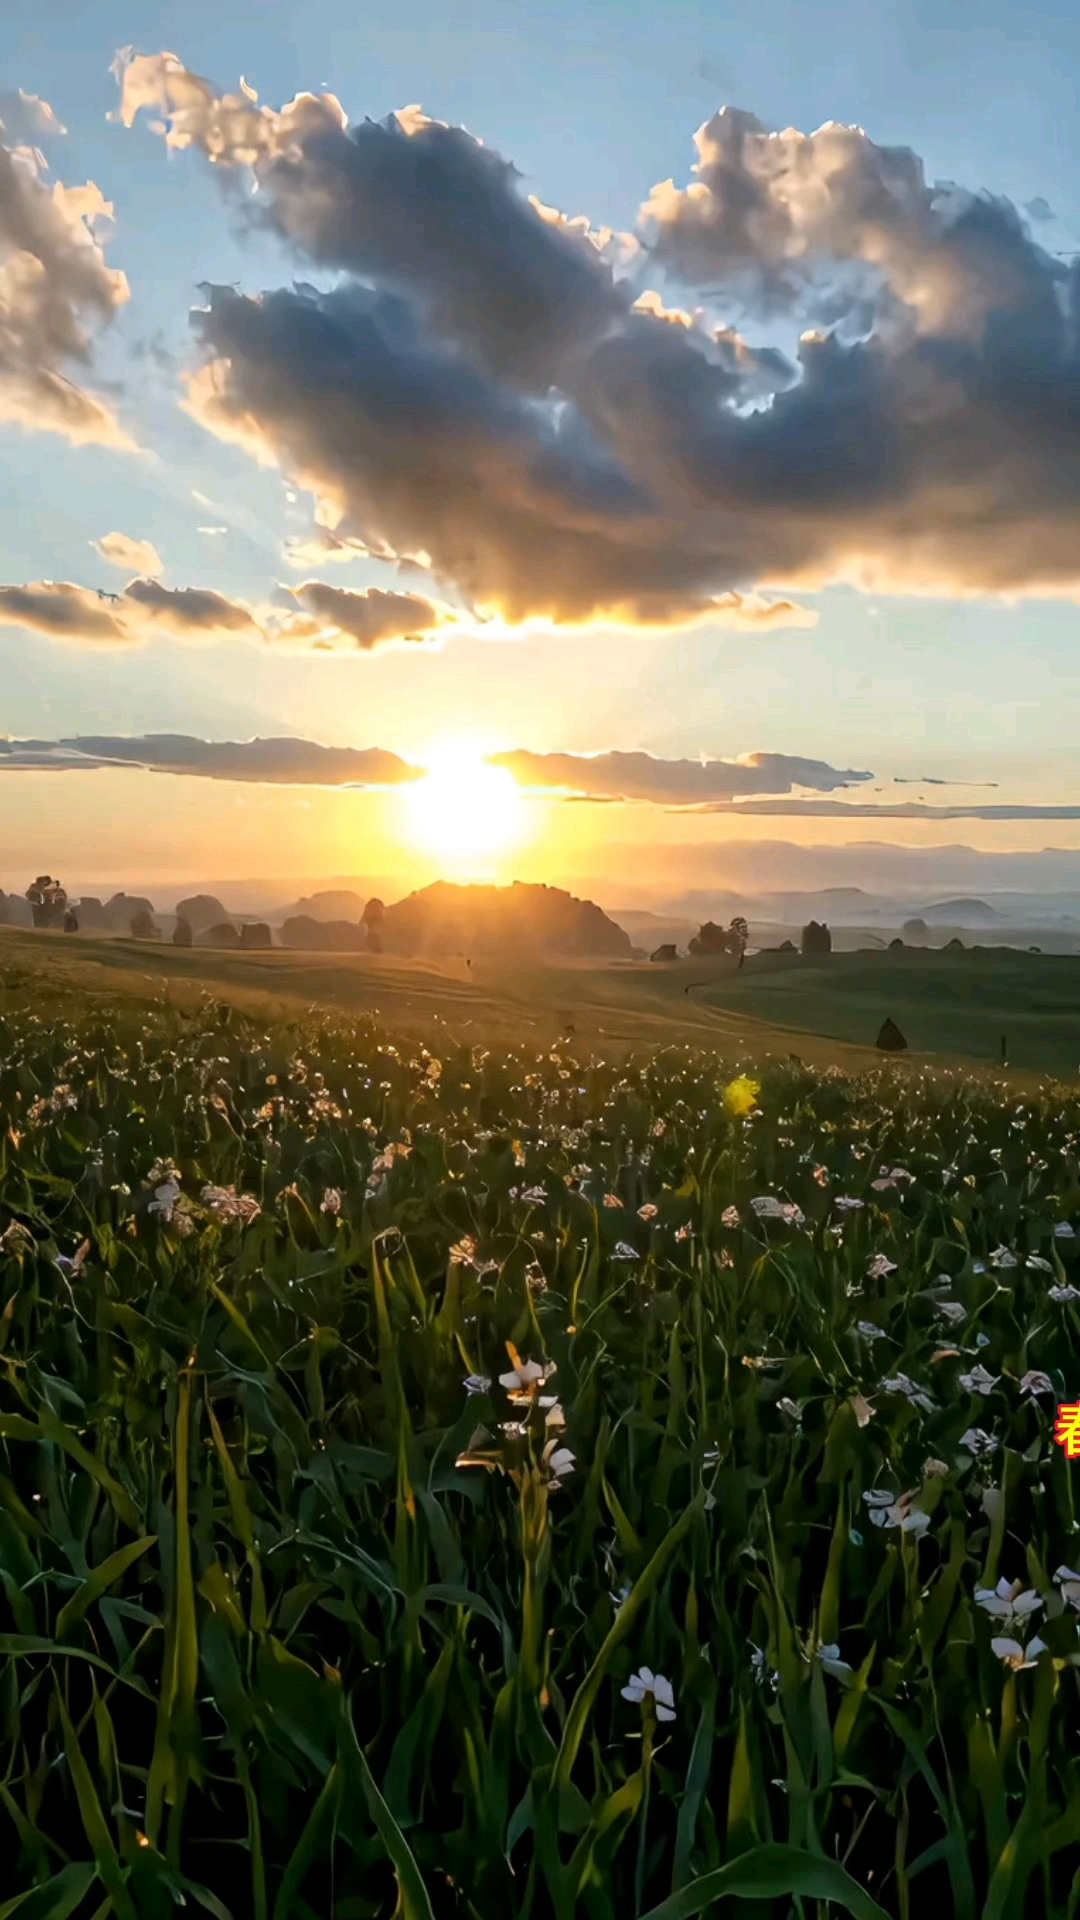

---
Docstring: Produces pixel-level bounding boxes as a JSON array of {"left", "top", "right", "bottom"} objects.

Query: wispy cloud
[
  {"left": 90, "top": 532, "right": 165, "bottom": 577},
  {"left": 490, "top": 748, "right": 872, "bottom": 802},
  {"left": 0, "top": 734, "right": 423, "bottom": 786},
  {"left": 687, "top": 798, "right": 1080, "bottom": 820}
]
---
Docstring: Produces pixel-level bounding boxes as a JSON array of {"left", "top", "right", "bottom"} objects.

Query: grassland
[
  {"left": 6, "top": 925, "right": 1080, "bottom": 1078},
  {"left": 0, "top": 950, "right": 1078, "bottom": 1919}
]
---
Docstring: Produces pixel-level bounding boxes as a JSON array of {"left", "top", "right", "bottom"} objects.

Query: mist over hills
[{"left": 10, "top": 840, "right": 1080, "bottom": 947}]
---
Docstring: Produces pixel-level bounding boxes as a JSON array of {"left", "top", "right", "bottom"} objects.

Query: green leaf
[
  {"left": 551, "top": 1491, "right": 704, "bottom": 1796},
  {"left": 55, "top": 1536, "right": 157, "bottom": 1640},
  {"left": 637, "top": 1843, "right": 890, "bottom": 1920},
  {"left": 0, "top": 1864, "right": 99, "bottom": 1920},
  {"left": 334, "top": 1680, "right": 436, "bottom": 1920},
  {"left": 55, "top": 1688, "right": 136, "bottom": 1920}
]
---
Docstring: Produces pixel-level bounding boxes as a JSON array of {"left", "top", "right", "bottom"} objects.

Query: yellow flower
[{"left": 723, "top": 1075, "right": 760, "bottom": 1118}]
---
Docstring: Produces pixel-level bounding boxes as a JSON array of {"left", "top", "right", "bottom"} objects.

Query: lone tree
[
  {"left": 26, "top": 877, "right": 67, "bottom": 930},
  {"left": 876, "top": 1016, "right": 907, "bottom": 1051},
  {"left": 800, "top": 919, "right": 832, "bottom": 957},
  {"left": 362, "top": 896, "right": 385, "bottom": 954},
  {"left": 689, "top": 916, "right": 749, "bottom": 965}
]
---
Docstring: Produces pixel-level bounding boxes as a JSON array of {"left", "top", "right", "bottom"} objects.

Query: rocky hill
[{"left": 381, "top": 881, "right": 633, "bottom": 959}]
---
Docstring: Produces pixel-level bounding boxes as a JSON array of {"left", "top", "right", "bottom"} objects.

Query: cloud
[
  {"left": 687, "top": 798, "right": 1080, "bottom": 820},
  {"left": 0, "top": 105, "right": 130, "bottom": 445},
  {"left": 0, "top": 729, "right": 1068, "bottom": 819},
  {"left": 0, "top": 578, "right": 260, "bottom": 645},
  {"left": 115, "top": 54, "right": 1080, "bottom": 618},
  {"left": 0, "top": 573, "right": 450, "bottom": 652},
  {"left": 0, "top": 733, "right": 422, "bottom": 786},
  {"left": 488, "top": 748, "right": 872, "bottom": 802},
  {"left": 91, "top": 531, "right": 165, "bottom": 576},
  {"left": 0, "top": 90, "right": 66, "bottom": 145},
  {"left": 112, "top": 54, "right": 813, "bottom": 627},
  {"left": 279, "top": 581, "right": 449, "bottom": 648}
]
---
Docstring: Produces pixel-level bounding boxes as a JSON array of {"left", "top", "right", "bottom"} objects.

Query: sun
[{"left": 402, "top": 739, "right": 527, "bottom": 871}]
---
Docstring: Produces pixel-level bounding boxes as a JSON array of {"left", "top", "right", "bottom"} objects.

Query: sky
[{"left": 2, "top": 0, "right": 1080, "bottom": 907}]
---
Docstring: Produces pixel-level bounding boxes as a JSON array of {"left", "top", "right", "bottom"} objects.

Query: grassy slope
[{"left": 5, "top": 924, "right": 1080, "bottom": 1077}]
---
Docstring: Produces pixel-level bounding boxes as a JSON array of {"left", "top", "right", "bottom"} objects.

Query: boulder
[
  {"left": 202, "top": 923, "right": 240, "bottom": 949},
  {"left": 800, "top": 920, "right": 832, "bottom": 957},
  {"left": 650, "top": 943, "right": 679, "bottom": 963},
  {"left": 239, "top": 921, "right": 272, "bottom": 951},
  {"left": 175, "top": 893, "right": 229, "bottom": 933},
  {"left": 172, "top": 919, "right": 193, "bottom": 948},
  {"left": 129, "top": 909, "right": 157, "bottom": 940},
  {"left": 876, "top": 1017, "right": 907, "bottom": 1051}
]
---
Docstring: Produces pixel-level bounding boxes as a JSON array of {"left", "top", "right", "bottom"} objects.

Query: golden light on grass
[{"left": 402, "top": 737, "right": 527, "bottom": 871}]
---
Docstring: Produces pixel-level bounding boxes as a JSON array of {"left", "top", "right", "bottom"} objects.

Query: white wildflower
[
  {"left": 815, "top": 1643, "right": 853, "bottom": 1679},
  {"left": 750, "top": 1196, "right": 804, "bottom": 1225},
  {"left": 1053, "top": 1565, "right": 1080, "bottom": 1610},
  {"left": 621, "top": 1667, "right": 676, "bottom": 1721},
  {"left": 974, "top": 1578, "right": 1043, "bottom": 1623},
  {"left": 882, "top": 1373, "right": 935, "bottom": 1414},
  {"left": 1049, "top": 1284, "right": 1080, "bottom": 1303},
  {"left": 201, "top": 1185, "right": 261, "bottom": 1225},
  {"left": 960, "top": 1427, "right": 998, "bottom": 1458},
  {"left": 959, "top": 1363, "right": 999, "bottom": 1396},
  {"left": 867, "top": 1253, "right": 897, "bottom": 1278},
  {"left": 499, "top": 1343, "right": 556, "bottom": 1401},
  {"left": 1019, "top": 1370, "right": 1054, "bottom": 1396},
  {"left": 540, "top": 1438, "right": 576, "bottom": 1487},
  {"left": 990, "top": 1635, "right": 1048, "bottom": 1670},
  {"left": 148, "top": 1177, "right": 181, "bottom": 1222}
]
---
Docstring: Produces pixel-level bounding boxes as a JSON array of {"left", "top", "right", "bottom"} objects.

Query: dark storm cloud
[
  {"left": 489, "top": 748, "right": 873, "bottom": 802},
  {"left": 0, "top": 734, "right": 422, "bottom": 786},
  {"left": 115, "top": 53, "right": 1080, "bottom": 621}
]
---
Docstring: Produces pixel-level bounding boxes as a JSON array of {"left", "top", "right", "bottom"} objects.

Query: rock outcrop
[{"left": 239, "top": 922, "right": 273, "bottom": 950}]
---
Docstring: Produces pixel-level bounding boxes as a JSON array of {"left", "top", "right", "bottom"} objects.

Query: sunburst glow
[{"left": 402, "top": 739, "right": 527, "bottom": 870}]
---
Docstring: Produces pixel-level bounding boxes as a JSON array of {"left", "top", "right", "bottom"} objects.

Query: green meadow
[{"left": 0, "top": 936, "right": 1078, "bottom": 1917}]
